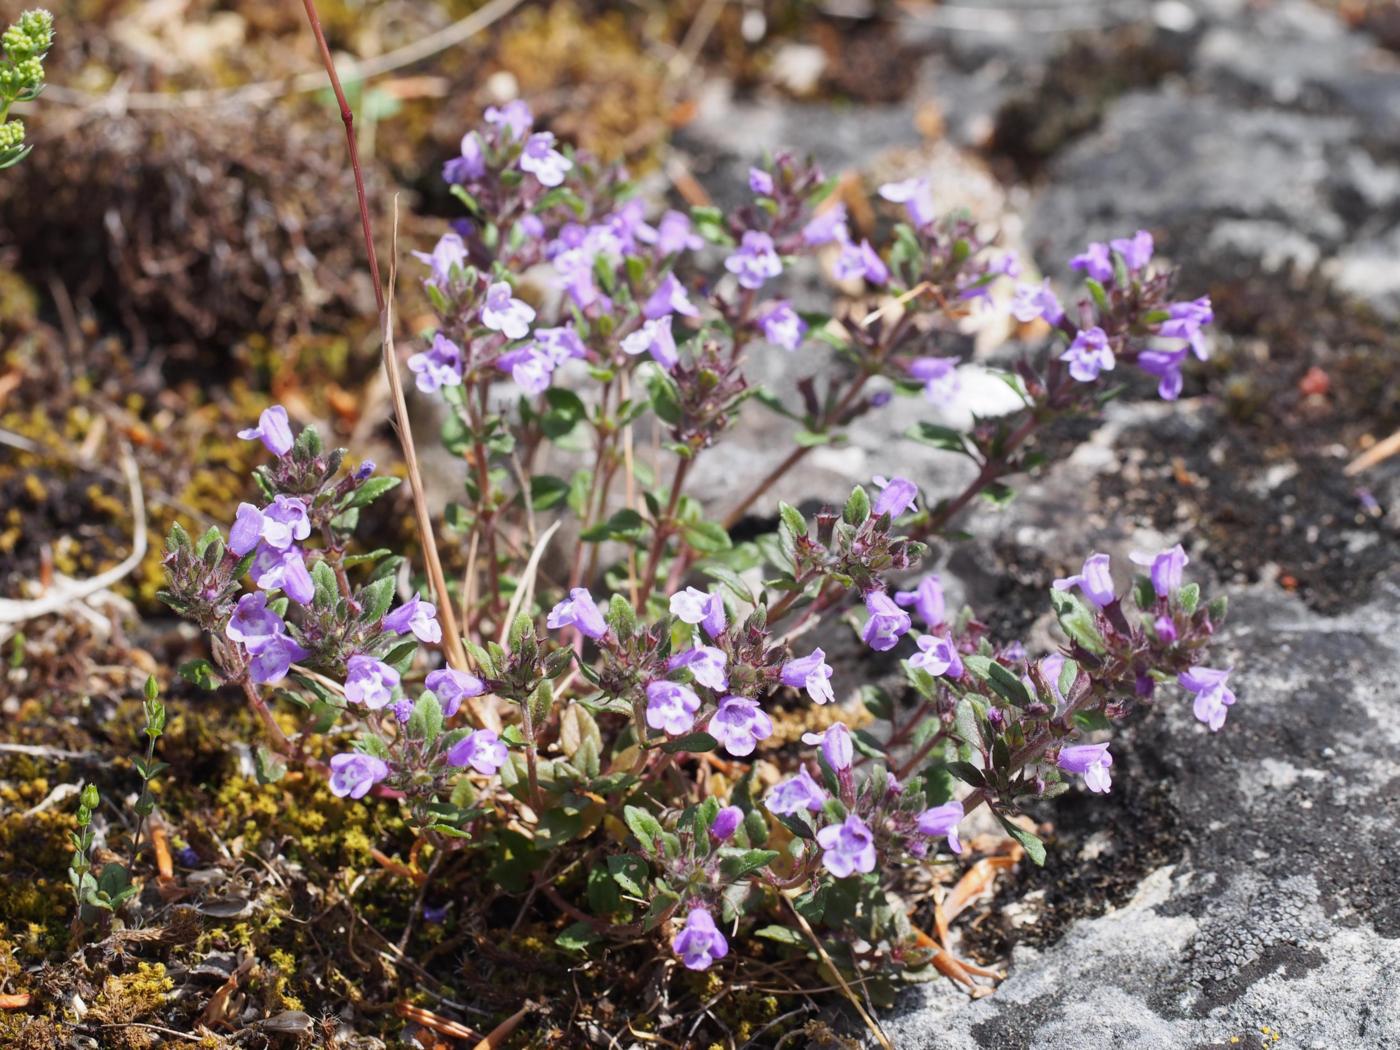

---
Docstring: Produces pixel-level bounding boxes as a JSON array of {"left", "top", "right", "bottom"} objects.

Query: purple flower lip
[
  {"left": 916, "top": 800, "right": 965, "bottom": 854},
  {"left": 1058, "top": 741, "right": 1114, "bottom": 793},
  {"left": 645, "top": 680, "right": 701, "bottom": 736},
  {"left": 328, "top": 752, "right": 390, "bottom": 799},
  {"left": 862, "top": 591, "right": 911, "bottom": 652},
  {"left": 708, "top": 696, "right": 773, "bottom": 757},
  {"left": 1053, "top": 553, "right": 1115, "bottom": 609},
  {"left": 672, "top": 906, "right": 728, "bottom": 971},
  {"left": 547, "top": 587, "right": 608, "bottom": 640},
  {"left": 816, "top": 813, "right": 877, "bottom": 878},
  {"left": 237, "top": 405, "right": 294, "bottom": 457}
]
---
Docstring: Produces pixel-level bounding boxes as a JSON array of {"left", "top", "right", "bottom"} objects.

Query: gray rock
[{"left": 882, "top": 569, "right": 1400, "bottom": 1048}]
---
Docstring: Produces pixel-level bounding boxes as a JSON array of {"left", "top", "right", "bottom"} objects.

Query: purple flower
[
  {"left": 484, "top": 99, "right": 532, "bottom": 139},
  {"left": 644, "top": 272, "right": 699, "bottom": 320},
  {"left": 1058, "top": 742, "right": 1113, "bottom": 793},
  {"left": 1130, "top": 544, "right": 1189, "bottom": 598},
  {"left": 1154, "top": 614, "right": 1178, "bottom": 643},
  {"left": 910, "top": 634, "right": 962, "bottom": 678},
  {"left": 383, "top": 595, "right": 442, "bottom": 644},
  {"left": 668, "top": 646, "right": 728, "bottom": 691},
  {"left": 393, "top": 698, "right": 414, "bottom": 723},
  {"left": 710, "top": 805, "right": 743, "bottom": 841},
  {"left": 834, "top": 237, "right": 888, "bottom": 285},
  {"left": 227, "top": 592, "right": 284, "bottom": 650},
  {"left": 1179, "top": 666, "right": 1236, "bottom": 732},
  {"left": 412, "top": 232, "right": 469, "bottom": 287},
  {"left": 708, "top": 695, "right": 774, "bottom": 757},
  {"left": 229, "top": 502, "right": 265, "bottom": 557},
  {"left": 621, "top": 315, "right": 678, "bottom": 371},
  {"left": 1053, "top": 553, "right": 1116, "bottom": 609},
  {"left": 481, "top": 282, "right": 535, "bottom": 340},
  {"left": 1010, "top": 279, "right": 1065, "bottom": 326},
  {"left": 757, "top": 301, "right": 806, "bottom": 352},
  {"left": 519, "top": 131, "right": 572, "bottom": 187},
  {"left": 672, "top": 906, "right": 728, "bottom": 971},
  {"left": 250, "top": 545, "right": 315, "bottom": 605},
  {"left": 1111, "top": 229, "right": 1154, "bottom": 273},
  {"left": 546, "top": 587, "right": 608, "bottom": 640},
  {"left": 907, "top": 356, "right": 960, "bottom": 405},
  {"left": 669, "top": 586, "right": 726, "bottom": 640},
  {"left": 765, "top": 767, "right": 827, "bottom": 815},
  {"left": 645, "top": 680, "right": 701, "bottom": 736},
  {"left": 260, "top": 495, "right": 311, "bottom": 551},
  {"left": 801, "top": 723, "right": 852, "bottom": 771},
  {"left": 1069, "top": 241, "right": 1113, "bottom": 283},
  {"left": 802, "top": 203, "right": 848, "bottom": 246},
  {"left": 248, "top": 635, "right": 309, "bottom": 685},
  {"left": 816, "top": 813, "right": 877, "bottom": 877},
  {"left": 496, "top": 345, "right": 553, "bottom": 395},
  {"left": 916, "top": 800, "right": 965, "bottom": 854},
  {"left": 878, "top": 177, "right": 936, "bottom": 227},
  {"left": 862, "top": 591, "right": 912, "bottom": 652},
  {"left": 344, "top": 655, "right": 400, "bottom": 710},
  {"left": 872, "top": 475, "right": 918, "bottom": 518},
  {"left": 780, "top": 648, "right": 834, "bottom": 706},
  {"left": 1159, "top": 295, "right": 1213, "bottom": 360},
  {"left": 443, "top": 131, "right": 485, "bottom": 184},
  {"left": 724, "top": 231, "right": 782, "bottom": 290},
  {"left": 534, "top": 325, "right": 587, "bottom": 367},
  {"left": 328, "top": 752, "right": 390, "bottom": 799},
  {"left": 447, "top": 728, "right": 509, "bottom": 774},
  {"left": 408, "top": 334, "right": 464, "bottom": 394},
  {"left": 1060, "top": 326, "right": 1115, "bottom": 382},
  {"left": 425, "top": 668, "right": 486, "bottom": 718},
  {"left": 895, "top": 575, "right": 946, "bottom": 628},
  {"left": 641, "top": 210, "right": 703, "bottom": 256},
  {"left": 237, "top": 405, "right": 294, "bottom": 457},
  {"left": 1138, "top": 346, "right": 1188, "bottom": 401},
  {"left": 748, "top": 167, "right": 774, "bottom": 195}
]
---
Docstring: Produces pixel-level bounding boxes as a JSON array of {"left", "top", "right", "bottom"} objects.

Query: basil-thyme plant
[{"left": 162, "top": 101, "right": 1234, "bottom": 982}]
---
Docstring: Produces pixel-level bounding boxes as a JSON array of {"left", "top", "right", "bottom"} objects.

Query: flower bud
[{"left": 710, "top": 805, "right": 743, "bottom": 841}]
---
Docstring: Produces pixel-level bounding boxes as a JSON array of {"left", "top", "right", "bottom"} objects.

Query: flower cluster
[
  {"left": 0, "top": 9, "right": 52, "bottom": 168},
  {"left": 165, "top": 103, "right": 1230, "bottom": 994}
]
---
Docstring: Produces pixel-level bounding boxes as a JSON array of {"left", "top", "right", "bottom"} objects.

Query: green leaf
[
  {"left": 530, "top": 474, "right": 571, "bottom": 511},
  {"left": 178, "top": 659, "right": 220, "bottom": 691},
  {"left": 359, "top": 576, "right": 397, "bottom": 623},
  {"left": 608, "top": 853, "right": 650, "bottom": 897},
  {"left": 682, "top": 520, "right": 732, "bottom": 554},
  {"left": 579, "top": 509, "right": 646, "bottom": 543},
  {"left": 843, "top": 485, "right": 871, "bottom": 526},
  {"left": 408, "top": 693, "right": 444, "bottom": 744},
  {"left": 702, "top": 565, "right": 757, "bottom": 605},
  {"left": 555, "top": 921, "right": 601, "bottom": 954},
  {"left": 660, "top": 732, "right": 718, "bottom": 754},
  {"left": 341, "top": 476, "right": 401, "bottom": 511},
  {"left": 623, "top": 805, "right": 664, "bottom": 855},
  {"left": 717, "top": 847, "right": 780, "bottom": 881},
  {"left": 311, "top": 560, "right": 339, "bottom": 605},
  {"left": 963, "top": 655, "right": 1032, "bottom": 707},
  {"left": 1049, "top": 589, "right": 1107, "bottom": 655},
  {"left": 254, "top": 746, "right": 288, "bottom": 784},
  {"left": 777, "top": 502, "right": 807, "bottom": 539},
  {"left": 997, "top": 814, "right": 1046, "bottom": 866},
  {"left": 909, "top": 422, "right": 969, "bottom": 454},
  {"left": 754, "top": 924, "right": 804, "bottom": 947},
  {"left": 1177, "top": 582, "right": 1200, "bottom": 615}
]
